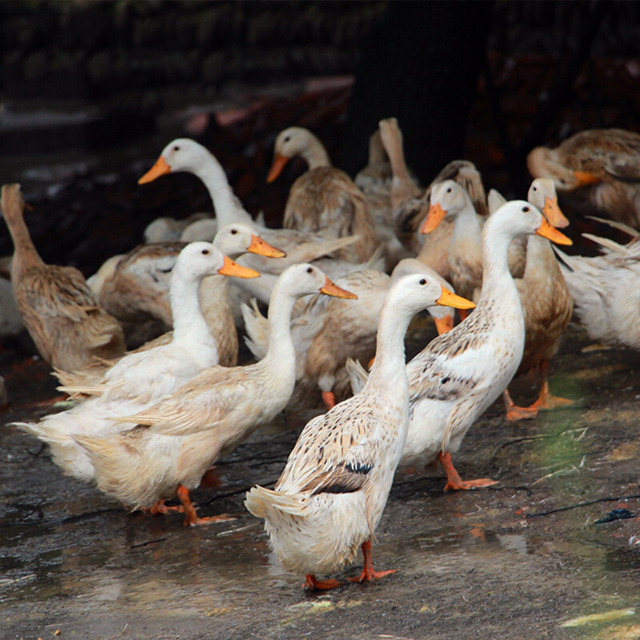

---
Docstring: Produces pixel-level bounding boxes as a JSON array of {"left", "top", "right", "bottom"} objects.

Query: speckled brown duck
[{"left": 0, "top": 183, "right": 125, "bottom": 372}]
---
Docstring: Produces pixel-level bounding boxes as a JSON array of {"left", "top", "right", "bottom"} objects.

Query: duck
[
  {"left": 354, "top": 119, "right": 415, "bottom": 269},
  {"left": 527, "top": 128, "right": 640, "bottom": 227},
  {"left": 496, "top": 179, "right": 575, "bottom": 420},
  {"left": 0, "top": 183, "right": 125, "bottom": 372},
  {"left": 554, "top": 219, "right": 640, "bottom": 351},
  {"left": 240, "top": 248, "right": 387, "bottom": 391},
  {"left": 58, "top": 241, "right": 260, "bottom": 404},
  {"left": 391, "top": 157, "right": 489, "bottom": 281},
  {"left": 15, "top": 243, "right": 257, "bottom": 483},
  {"left": 267, "top": 126, "right": 378, "bottom": 262},
  {"left": 57, "top": 223, "right": 285, "bottom": 393},
  {"left": 401, "top": 200, "right": 572, "bottom": 489},
  {"left": 59, "top": 223, "right": 284, "bottom": 401},
  {"left": 245, "top": 274, "right": 474, "bottom": 590},
  {"left": 420, "top": 180, "right": 527, "bottom": 311},
  {"left": 298, "top": 258, "right": 459, "bottom": 411},
  {"left": 354, "top": 129, "right": 392, "bottom": 195},
  {"left": 73, "top": 264, "right": 357, "bottom": 526},
  {"left": 139, "top": 138, "right": 359, "bottom": 278}
]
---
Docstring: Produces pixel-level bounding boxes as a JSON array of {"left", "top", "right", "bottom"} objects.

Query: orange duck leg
[
  {"left": 177, "top": 485, "right": 236, "bottom": 527},
  {"left": 438, "top": 451, "right": 497, "bottom": 491},
  {"left": 348, "top": 539, "right": 396, "bottom": 583},
  {"left": 504, "top": 360, "right": 573, "bottom": 421}
]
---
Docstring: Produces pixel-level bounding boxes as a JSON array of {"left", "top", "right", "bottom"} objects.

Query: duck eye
[
  {"left": 231, "top": 229, "right": 238, "bottom": 235},
  {"left": 446, "top": 187, "right": 452, "bottom": 193},
  {"left": 419, "top": 279, "right": 426, "bottom": 285},
  {"left": 306, "top": 267, "right": 313, "bottom": 274},
  {"left": 173, "top": 145, "right": 180, "bottom": 152},
  {"left": 284, "top": 136, "right": 290, "bottom": 143},
  {"left": 532, "top": 186, "right": 537, "bottom": 191},
  {"left": 202, "top": 249, "right": 210, "bottom": 255},
  {"left": 522, "top": 206, "right": 530, "bottom": 212}
]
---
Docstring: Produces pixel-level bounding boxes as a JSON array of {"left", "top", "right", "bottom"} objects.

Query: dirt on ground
[{"left": 1, "top": 319, "right": 639, "bottom": 640}]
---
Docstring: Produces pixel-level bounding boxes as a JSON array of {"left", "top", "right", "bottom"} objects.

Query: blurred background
[{"left": 2, "top": 0, "right": 640, "bottom": 274}]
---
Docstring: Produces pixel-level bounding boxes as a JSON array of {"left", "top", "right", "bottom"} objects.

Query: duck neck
[
  {"left": 191, "top": 151, "right": 253, "bottom": 226},
  {"left": 300, "top": 135, "right": 331, "bottom": 170},
  {"left": 170, "top": 270, "right": 216, "bottom": 350},
  {"left": 3, "top": 206, "right": 43, "bottom": 273},
  {"left": 478, "top": 222, "right": 520, "bottom": 305},
  {"left": 523, "top": 234, "right": 555, "bottom": 281},
  {"left": 366, "top": 296, "right": 412, "bottom": 398},
  {"left": 262, "top": 282, "right": 299, "bottom": 366},
  {"left": 450, "top": 200, "right": 482, "bottom": 247}
]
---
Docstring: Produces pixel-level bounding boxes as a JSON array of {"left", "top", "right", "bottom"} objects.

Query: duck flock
[{"left": 2, "top": 119, "right": 640, "bottom": 591}]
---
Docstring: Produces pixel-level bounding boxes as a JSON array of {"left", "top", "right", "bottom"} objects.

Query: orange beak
[
  {"left": 319, "top": 276, "right": 358, "bottom": 299},
  {"left": 420, "top": 202, "right": 447, "bottom": 234},
  {"left": 543, "top": 196, "right": 569, "bottom": 229},
  {"left": 217, "top": 255, "right": 260, "bottom": 279},
  {"left": 573, "top": 170, "right": 600, "bottom": 187},
  {"left": 266, "top": 153, "right": 290, "bottom": 183},
  {"left": 436, "top": 287, "right": 476, "bottom": 310},
  {"left": 247, "top": 234, "right": 287, "bottom": 258},
  {"left": 535, "top": 217, "right": 573, "bottom": 245},
  {"left": 434, "top": 315, "right": 454, "bottom": 335},
  {"left": 139, "top": 156, "right": 172, "bottom": 184}
]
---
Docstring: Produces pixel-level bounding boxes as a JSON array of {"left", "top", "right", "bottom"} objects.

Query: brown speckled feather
[
  {"left": 99, "top": 242, "right": 184, "bottom": 325},
  {"left": 283, "top": 167, "right": 377, "bottom": 262},
  {"left": 275, "top": 395, "right": 381, "bottom": 497},
  {"left": 557, "top": 129, "right": 640, "bottom": 178},
  {"left": 17, "top": 265, "right": 125, "bottom": 370},
  {"left": 515, "top": 237, "right": 573, "bottom": 375},
  {"left": 1, "top": 183, "right": 124, "bottom": 372}
]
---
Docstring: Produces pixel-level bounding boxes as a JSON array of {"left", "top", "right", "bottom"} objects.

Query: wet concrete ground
[{"left": 1, "top": 321, "right": 639, "bottom": 640}]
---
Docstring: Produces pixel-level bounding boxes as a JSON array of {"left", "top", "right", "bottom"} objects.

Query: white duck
[
  {"left": 403, "top": 201, "right": 571, "bottom": 489},
  {"left": 59, "top": 241, "right": 260, "bottom": 404},
  {"left": 57, "top": 222, "right": 285, "bottom": 391},
  {"left": 73, "top": 264, "right": 357, "bottom": 526},
  {"left": 15, "top": 243, "right": 256, "bottom": 484},
  {"left": 493, "top": 179, "right": 575, "bottom": 420},
  {"left": 139, "top": 139, "right": 358, "bottom": 278},
  {"left": 245, "top": 274, "right": 473, "bottom": 590},
  {"left": 555, "top": 219, "right": 640, "bottom": 351}
]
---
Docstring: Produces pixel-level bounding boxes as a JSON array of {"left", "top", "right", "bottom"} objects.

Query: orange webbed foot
[
  {"left": 438, "top": 451, "right": 497, "bottom": 492},
  {"left": 505, "top": 405, "right": 539, "bottom": 421},
  {"left": 147, "top": 500, "right": 184, "bottom": 516},
  {"left": 184, "top": 513, "right": 237, "bottom": 527},
  {"left": 348, "top": 539, "right": 396, "bottom": 584},
  {"left": 177, "top": 484, "right": 236, "bottom": 527},
  {"left": 348, "top": 568, "right": 396, "bottom": 583},
  {"left": 304, "top": 574, "right": 342, "bottom": 590},
  {"left": 444, "top": 477, "right": 498, "bottom": 491}
]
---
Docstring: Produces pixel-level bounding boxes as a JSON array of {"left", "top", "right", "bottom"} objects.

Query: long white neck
[
  {"left": 300, "top": 135, "right": 331, "bottom": 169},
  {"left": 477, "top": 219, "right": 521, "bottom": 307},
  {"left": 365, "top": 295, "right": 413, "bottom": 403},
  {"left": 262, "top": 281, "right": 299, "bottom": 367},
  {"left": 190, "top": 151, "right": 253, "bottom": 226},
  {"left": 170, "top": 270, "right": 217, "bottom": 355}
]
